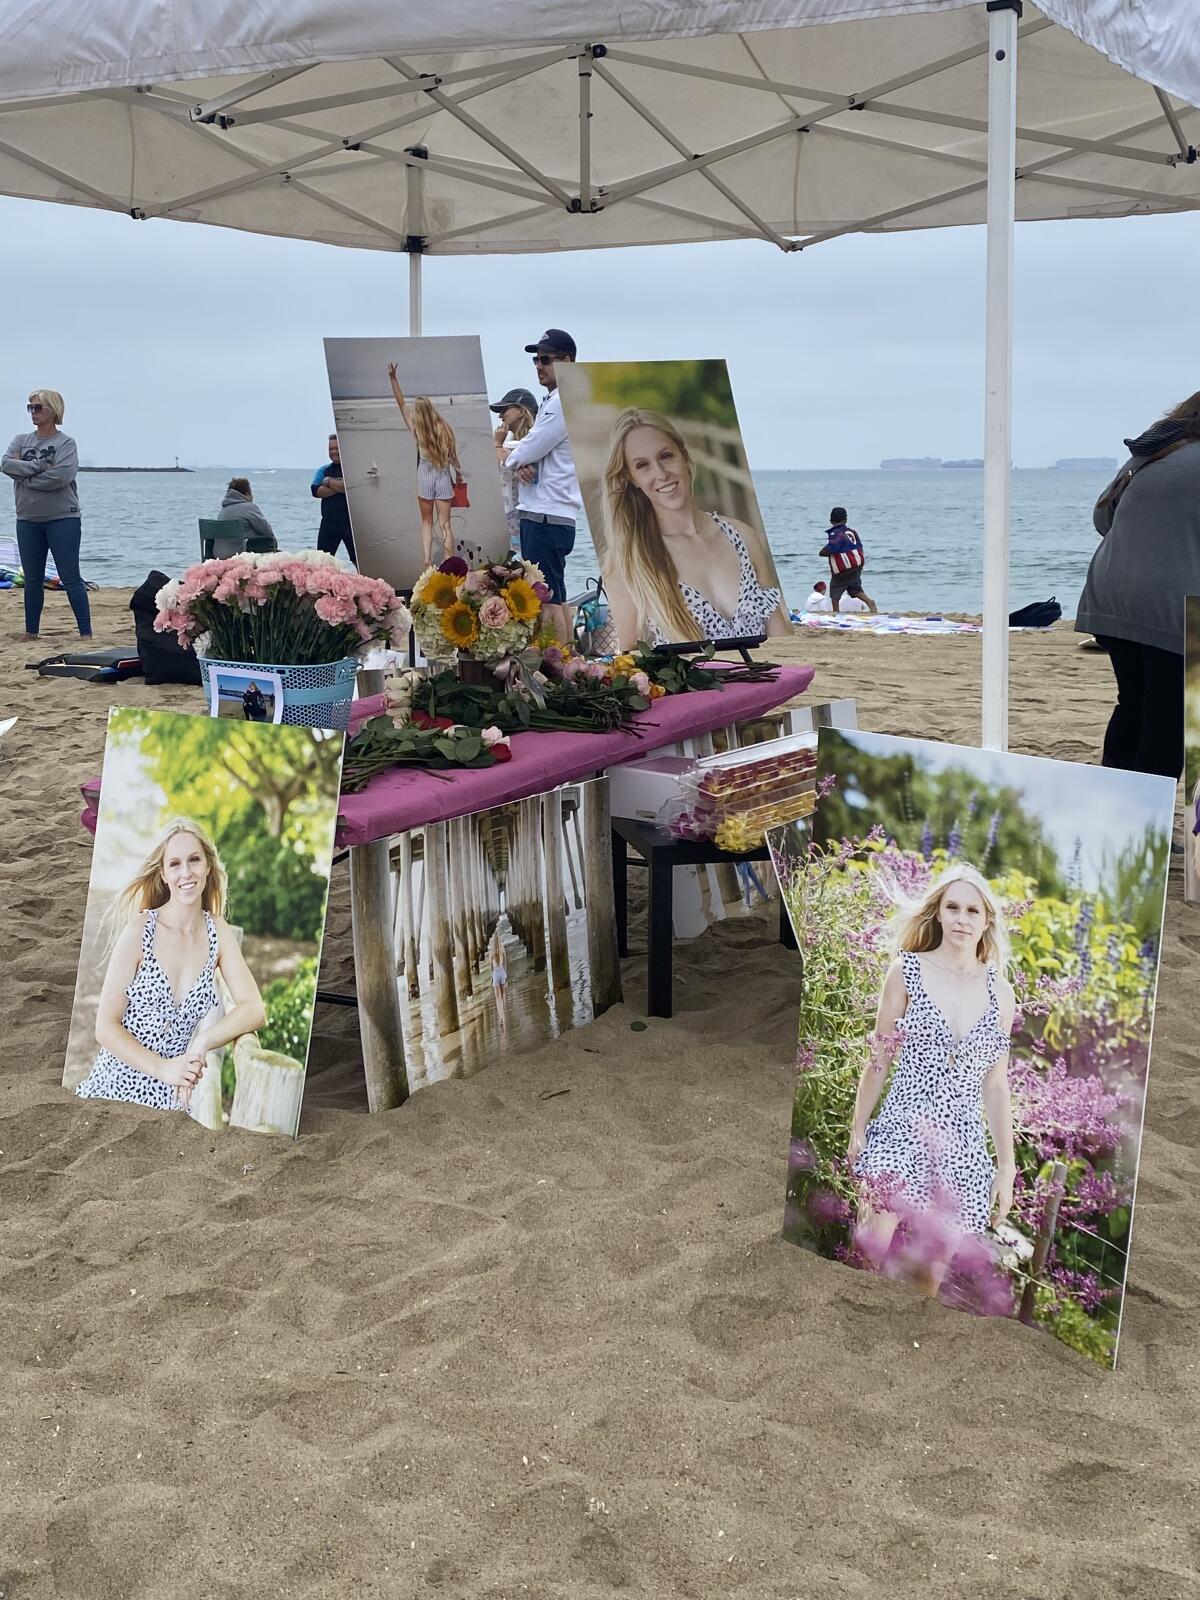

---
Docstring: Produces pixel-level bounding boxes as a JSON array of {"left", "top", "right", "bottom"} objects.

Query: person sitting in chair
[{"left": 217, "top": 477, "right": 276, "bottom": 550}]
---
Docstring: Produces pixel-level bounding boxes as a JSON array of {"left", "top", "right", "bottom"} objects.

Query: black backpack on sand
[
  {"left": 130, "top": 569, "right": 202, "bottom": 685},
  {"left": 27, "top": 645, "right": 143, "bottom": 682}
]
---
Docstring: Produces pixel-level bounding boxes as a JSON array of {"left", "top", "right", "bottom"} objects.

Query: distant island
[
  {"left": 79, "top": 464, "right": 192, "bottom": 473},
  {"left": 879, "top": 455, "right": 1118, "bottom": 471}
]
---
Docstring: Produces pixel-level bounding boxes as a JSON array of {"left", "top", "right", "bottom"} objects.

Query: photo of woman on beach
[
  {"left": 64, "top": 707, "right": 343, "bottom": 1139},
  {"left": 324, "top": 336, "right": 509, "bottom": 592},
  {"left": 770, "top": 728, "right": 1173, "bottom": 1369},
  {"left": 387, "top": 362, "right": 465, "bottom": 568},
  {"left": 555, "top": 360, "right": 791, "bottom": 649}
]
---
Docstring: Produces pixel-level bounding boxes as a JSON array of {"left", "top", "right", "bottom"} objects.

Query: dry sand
[{"left": 2, "top": 590, "right": 1198, "bottom": 1600}]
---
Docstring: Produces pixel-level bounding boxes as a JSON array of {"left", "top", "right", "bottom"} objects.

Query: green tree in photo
[{"left": 586, "top": 360, "right": 738, "bottom": 429}]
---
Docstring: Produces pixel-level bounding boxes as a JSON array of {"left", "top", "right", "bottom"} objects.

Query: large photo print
[
  {"left": 64, "top": 708, "right": 343, "bottom": 1139},
  {"left": 393, "top": 779, "right": 621, "bottom": 1091},
  {"left": 324, "top": 335, "right": 510, "bottom": 591},
  {"left": 771, "top": 729, "right": 1173, "bottom": 1369},
  {"left": 556, "top": 359, "right": 791, "bottom": 649}
]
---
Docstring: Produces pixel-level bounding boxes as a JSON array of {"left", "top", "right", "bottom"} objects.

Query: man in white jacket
[{"left": 502, "top": 328, "right": 582, "bottom": 639}]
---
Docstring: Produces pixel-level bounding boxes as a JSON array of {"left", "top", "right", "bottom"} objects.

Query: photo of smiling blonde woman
[
  {"left": 599, "top": 408, "right": 791, "bottom": 649},
  {"left": 848, "top": 864, "right": 1017, "bottom": 1293},
  {"left": 75, "top": 818, "right": 266, "bottom": 1113}
]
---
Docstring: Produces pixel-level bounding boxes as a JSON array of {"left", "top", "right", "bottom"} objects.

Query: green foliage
[
  {"left": 1031, "top": 1286, "right": 1116, "bottom": 1365},
  {"left": 223, "top": 814, "right": 330, "bottom": 940},
  {"left": 259, "top": 958, "right": 318, "bottom": 1060},
  {"left": 1097, "top": 823, "right": 1171, "bottom": 948},
  {"left": 585, "top": 360, "right": 738, "bottom": 429},
  {"left": 814, "top": 738, "right": 1068, "bottom": 897}
]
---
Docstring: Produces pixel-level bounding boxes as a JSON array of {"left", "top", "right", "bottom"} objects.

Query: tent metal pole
[
  {"left": 982, "top": 0, "right": 1019, "bottom": 753},
  {"left": 406, "top": 155, "right": 426, "bottom": 335}
]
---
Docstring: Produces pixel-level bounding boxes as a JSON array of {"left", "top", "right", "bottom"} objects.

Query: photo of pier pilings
[{"left": 390, "top": 778, "right": 622, "bottom": 1091}]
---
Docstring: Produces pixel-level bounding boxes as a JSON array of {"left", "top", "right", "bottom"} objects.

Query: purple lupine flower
[
  {"left": 920, "top": 820, "right": 934, "bottom": 862},
  {"left": 983, "top": 809, "right": 1001, "bottom": 866},
  {"left": 1068, "top": 838, "right": 1083, "bottom": 892},
  {"left": 1046, "top": 1267, "right": 1117, "bottom": 1313},
  {"left": 966, "top": 793, "right": 979, "bottom": 821},
  {"left": 947, "top": 818, "right": 962, "bottom": 858}
]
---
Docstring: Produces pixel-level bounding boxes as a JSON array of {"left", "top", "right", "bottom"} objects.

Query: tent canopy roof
[{"left": 0, "top": 0, "right": 1196, "bottom": 254}]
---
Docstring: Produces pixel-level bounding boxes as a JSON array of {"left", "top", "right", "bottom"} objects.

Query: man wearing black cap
[{"left": 500, "top": 328, "right": 582, "bottom": 639}]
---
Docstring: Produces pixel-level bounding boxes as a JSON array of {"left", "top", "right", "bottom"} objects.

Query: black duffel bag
[
  {"left": 1008, "top": 597, "right": 1062, "bottom": 629},
  {"left": 130, "top": 569, "right": 202, "bottom": 685}
]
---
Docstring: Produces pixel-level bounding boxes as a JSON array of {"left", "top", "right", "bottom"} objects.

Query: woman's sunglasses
[{"left": 26, "top": 402, "right": 47, "bottom": 413}]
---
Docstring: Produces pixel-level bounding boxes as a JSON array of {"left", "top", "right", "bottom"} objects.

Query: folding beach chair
[{"left": 199, "top": 516, "right": 250, "bottom": 559}]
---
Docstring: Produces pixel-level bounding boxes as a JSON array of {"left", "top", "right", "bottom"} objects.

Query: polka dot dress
[
  {"left": 650, "top": 513, "right": 784, "bottom": 644},
  {"left": 76, "top": 908, "right": 219, "bottom": 1112},
  {"left": 853, "top": 950, "right": 1011, "bottom": 1234}
]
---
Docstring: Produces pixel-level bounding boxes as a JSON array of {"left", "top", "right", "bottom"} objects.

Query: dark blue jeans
[{"left": 16, "top": 516, "right": 92, "bottom": 636}]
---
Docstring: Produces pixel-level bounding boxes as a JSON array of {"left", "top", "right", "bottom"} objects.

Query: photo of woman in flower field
[
  {"left": 849, "top": 866, "right": 1016, "bottom": 1295},
  {"left": 771, "top": 729, "right": 1174, "bottom": 1368}
]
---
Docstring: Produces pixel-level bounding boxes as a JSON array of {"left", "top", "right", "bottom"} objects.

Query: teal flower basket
[{"left": 198, "top": 655, "right": 359, "bottom": 731}]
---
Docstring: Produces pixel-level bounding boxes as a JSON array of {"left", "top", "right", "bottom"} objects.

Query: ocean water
[{"left": 57, "top": 464, "right": 1107, "bottom": 616}]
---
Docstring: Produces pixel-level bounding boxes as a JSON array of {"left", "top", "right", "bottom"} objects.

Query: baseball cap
[
  {"left": 524, "top": 328, "right": 577, "bottom": 358},
  {"left": 489, "top": 386, "right": 539, "bottom": 416}
]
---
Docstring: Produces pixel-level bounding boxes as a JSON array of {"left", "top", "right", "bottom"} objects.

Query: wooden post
[
  {"left": 522, "top": 798, "right": 546, "bottom": 972},
  {"left": 1018, "top": 1159, "right": 1068, "bottom": 1325},
  {"left": 350, "top": 837, "right": 410, "bottom": 1112},
  {"left": 542, "top": 790, "right": 571, "bottom": 992},
  {"left": 399, "top": 830, "right": 420, "bottom": 999},
  {"left": 581, "top": 779, "right": 622, "bottom": 1014},
  {"left": 228, "top": 1036, "right": 307, "bottom": 1137},
  {"left": 424, "top": 821, "right": 460, "bottom": 1035},
  {"left": 448, "top": 816, "right": 473, "bottom": 997},
  {"left": 470, "top": 829, "right": 487, "bottom": 968}
]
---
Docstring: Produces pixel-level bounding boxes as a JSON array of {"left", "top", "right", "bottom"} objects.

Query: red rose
[{"left": 490, "top": 742, "right": 513, "bottom": 763}]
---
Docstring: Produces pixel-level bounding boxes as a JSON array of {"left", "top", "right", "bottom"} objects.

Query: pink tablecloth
[{"left": 80, "top": 664, "right": 814, "bottom": 848}]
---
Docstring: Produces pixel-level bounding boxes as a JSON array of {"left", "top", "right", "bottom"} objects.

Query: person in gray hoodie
[
  {"left": 216, "top": 477, "right": 277, "bottom": 550},
  {"left": 1075, "top": 389, "right": 1200, "bottom": 779},
  {"left": 2, "top": 387, "right": 91, "bottom": 641}
]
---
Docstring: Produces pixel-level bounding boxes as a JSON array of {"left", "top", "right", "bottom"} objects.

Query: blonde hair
[
  {"left": 29, "top": 388, "right": 65, "bottom": 424},
  {"left": 603, "top": 408, "right": 700, "bottom": 643},
  {"left": 412, "top": 397, "right": 457, "bottom": 473},
  {"left": 105, "top": 818, "right": 227, "bottom": 945},
  {"left": 891, "top": 863, "right": 1009, "bottom": 971},
  {"left": 507, "top": 406, "right": 533, "bottom": 441}
]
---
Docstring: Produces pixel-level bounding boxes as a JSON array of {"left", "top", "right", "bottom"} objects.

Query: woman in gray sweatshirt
[
  {"left": 217, "top": 477, "right": 276, "bottom": 549},
  {"left": 2, "top": 387, "right": 91, "bottom": 640},
  {"left": 1075, "top": 389, "right": 1200, "bottom": 779}
]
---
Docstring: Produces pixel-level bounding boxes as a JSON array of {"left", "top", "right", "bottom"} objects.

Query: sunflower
[
  {"left": 440, "top": 601, "right": 480, "bottom": 648},
  {"left": 502, "top": 578, "right": 541, "bottom": 623},
  {"left": 415, "top": 568, "right": 460, "bottom": 610}
]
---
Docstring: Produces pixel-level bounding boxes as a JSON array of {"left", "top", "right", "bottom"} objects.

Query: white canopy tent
[{"left": 1, "top": 0, "right": 1197, "bottom": 748}]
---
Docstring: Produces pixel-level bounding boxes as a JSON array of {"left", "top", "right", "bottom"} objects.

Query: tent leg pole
[
  {"left": 982, "top": 0, "right": 1019, "bottom": 753},
  {"left": 409, "top": 251, "right": 422, "bottom": 336}
]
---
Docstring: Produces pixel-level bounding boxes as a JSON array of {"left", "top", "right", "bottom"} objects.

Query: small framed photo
[{"left": 209, "top": 667, "right": 284, "bottom": 724}]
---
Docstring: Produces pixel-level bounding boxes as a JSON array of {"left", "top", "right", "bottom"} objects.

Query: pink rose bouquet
[{"left": 154, "top": 551, "right": 411, "bottom": 665}]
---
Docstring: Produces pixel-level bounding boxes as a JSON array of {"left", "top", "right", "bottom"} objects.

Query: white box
[{"left": 608, "top": 754, "right": 695, "bottom": 825}]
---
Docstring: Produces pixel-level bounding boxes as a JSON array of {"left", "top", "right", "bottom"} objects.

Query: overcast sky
[{"left": 3, "top": 193, "right": 1197, "bottom": 471}]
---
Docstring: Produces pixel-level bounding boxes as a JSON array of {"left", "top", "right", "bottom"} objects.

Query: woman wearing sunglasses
[{"left": 2, "top": 389, "right": 91, "bottom": 641}]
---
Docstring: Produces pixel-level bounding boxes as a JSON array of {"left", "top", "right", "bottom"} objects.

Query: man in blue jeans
[
  {"left": 502, "top": 328, "right": 582, "bottom": 640},
  {"left": 2, "top": 389, "right": 92, "bottom": 641}
]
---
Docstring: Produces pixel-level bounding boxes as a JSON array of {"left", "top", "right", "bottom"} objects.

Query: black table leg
[
  {"left": 611, "top": 826, "right": 629, "bottom": 957},
  {"left": 779, "top": 899, "right": 798, "bottom": 950},
  {"left": 646, "top": 846, "right": 674, "bottom": 1018}
]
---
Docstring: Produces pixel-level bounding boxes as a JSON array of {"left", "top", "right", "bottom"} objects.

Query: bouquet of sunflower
[{"left": 410, "top": 554, "right": 548, "bottom": 663}]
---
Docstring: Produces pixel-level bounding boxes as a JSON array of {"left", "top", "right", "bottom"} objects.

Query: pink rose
[
  {"left": 630, "top": 670, "right": 651, "bottom": 694},
  {"left": 532, "top": 581, "right": 551, "bottom": 602},
  {"left": 463, "top": 568, "right": 494, "bottom": 595},
  {"left": 560, "top": 656, "right": 586, "bottom": 682},
  {"left": 479, "top": 596, "right": 510, "bottom": 629},
  {"left": 480, "top": 725, "right": 505, "bottom": 747}
]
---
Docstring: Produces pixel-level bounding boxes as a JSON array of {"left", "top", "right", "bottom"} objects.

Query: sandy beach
[{"left": 3, "top": 588, "right": 1198, "bottom": 1599}]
